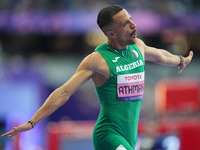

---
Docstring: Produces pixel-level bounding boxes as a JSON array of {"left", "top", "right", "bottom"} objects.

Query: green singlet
[{"left": 93, "top": 43, "right": 145, "bottom": 150}]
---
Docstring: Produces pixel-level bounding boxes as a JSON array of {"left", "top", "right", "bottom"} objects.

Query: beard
[
  {"left": 117, "top": 35, "right": 136, "bottom": 47},
  {"left": 126, "top": 38, "right": 136, "bottom": 45}
]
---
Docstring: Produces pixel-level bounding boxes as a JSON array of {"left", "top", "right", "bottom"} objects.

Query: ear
[{"left": 106, "top": 30, "right": 115, "bottom": 39}]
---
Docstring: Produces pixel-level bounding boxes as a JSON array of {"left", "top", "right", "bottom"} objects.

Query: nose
[{"left": 130, "top": 20, "right": 136, "bottom": 29}]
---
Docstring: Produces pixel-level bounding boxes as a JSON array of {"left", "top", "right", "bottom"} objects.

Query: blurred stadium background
[{"left": 0, "top": 0, "right": 200, "bottom": 150}]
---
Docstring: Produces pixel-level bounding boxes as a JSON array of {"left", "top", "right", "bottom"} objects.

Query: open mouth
[{"left": 131, "top": 29, "right": 137, "bottom": 38}]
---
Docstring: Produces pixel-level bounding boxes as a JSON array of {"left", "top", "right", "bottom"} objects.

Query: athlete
[{"left": 1, "top": 4, "right": 193, "bottom": 150}]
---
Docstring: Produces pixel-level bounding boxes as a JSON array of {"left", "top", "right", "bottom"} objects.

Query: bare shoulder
[
  {"left": 135, "top": 38, "right": 146, "bottom": 47},
  {"left": 135, "top": 38, "right": 146, "bottom": 58},
  {"left": 79, "top": 51, "right": 109, "bottom": 74},
  {"left": 86, "top": 51, "right": 104, "bottom": 63},
  {"left": 81, "top": 52, "right": 105, "bottom": 69}
]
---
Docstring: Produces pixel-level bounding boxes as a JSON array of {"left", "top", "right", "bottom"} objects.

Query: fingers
[
  {"left": 1, "top": 128, "right": 18, "bottom": 138},
  {"left": 9, "top": 127, "right": 19, "bottom": 137},
  {"left": 1, "top": 123, "right": 32, "bottom": 138},
  {"left": 1, "top": 126, "right": 24, "bottom": 137},
  {"left": 186, "top": 51, "right": 194, "bottom": 63},
  {"left": 178, "top": 66, "right": 183, "bottom": 74},
  {"left": 185, "top": 51, "right": 193, "bottom": 64},
  {"left": 178, "top": 51, "right": 193, "bottom": 74},
  {"left": 189, "top": 51, "right": 194, "bottom": 58}
]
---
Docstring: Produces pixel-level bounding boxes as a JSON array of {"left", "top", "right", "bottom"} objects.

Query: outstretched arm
[
  {"left": 1, "top": 54, "right": 95, "bottom": 137},
  {"left": 136, "top": 38, "right": 193, "bottom": 74}
]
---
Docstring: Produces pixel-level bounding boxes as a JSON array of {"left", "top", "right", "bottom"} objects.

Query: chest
[{"left": 108, "top": 49, "right": 144, "bottom": 76}]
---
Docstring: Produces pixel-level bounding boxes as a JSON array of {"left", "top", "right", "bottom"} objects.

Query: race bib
[{"left": 117, "top": 72, "right": 144, "bottom": 102}]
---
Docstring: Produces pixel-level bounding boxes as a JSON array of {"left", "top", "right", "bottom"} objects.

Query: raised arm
[
  {"left": 1, "top": 53, "right": 96, "bottom": 137},
  {"left": 136, "top": 38, "right": 193, "bottom": 74}
]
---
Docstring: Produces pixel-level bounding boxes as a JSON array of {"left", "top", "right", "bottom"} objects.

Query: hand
[
  {"left": 178, "top": 51, "right": 193, "bottom": 74},
  {"left": 1, "top": 122, "right": 33, "bottom": 138}
]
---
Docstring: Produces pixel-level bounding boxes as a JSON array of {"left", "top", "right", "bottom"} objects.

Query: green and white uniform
[{"left": 93, "top": 43, "right": 145, "bottom": 150}]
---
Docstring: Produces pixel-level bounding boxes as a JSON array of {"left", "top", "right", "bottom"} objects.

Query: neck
[{"left": 107, "top": 39, "right": 127, "bottom": 50}]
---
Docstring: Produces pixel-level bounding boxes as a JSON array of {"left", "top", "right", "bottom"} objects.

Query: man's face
[{"left": 111, "top": 9, "right": 137, "bottom": 46}]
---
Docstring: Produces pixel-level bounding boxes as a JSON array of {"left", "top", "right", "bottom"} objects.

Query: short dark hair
[{"left": 97, "top": 5, "right": 124, "bottom": 35}]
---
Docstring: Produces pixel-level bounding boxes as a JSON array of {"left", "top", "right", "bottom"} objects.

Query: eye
[{"left": 123, "top": 21, "right": 128, "bottom": 27}]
